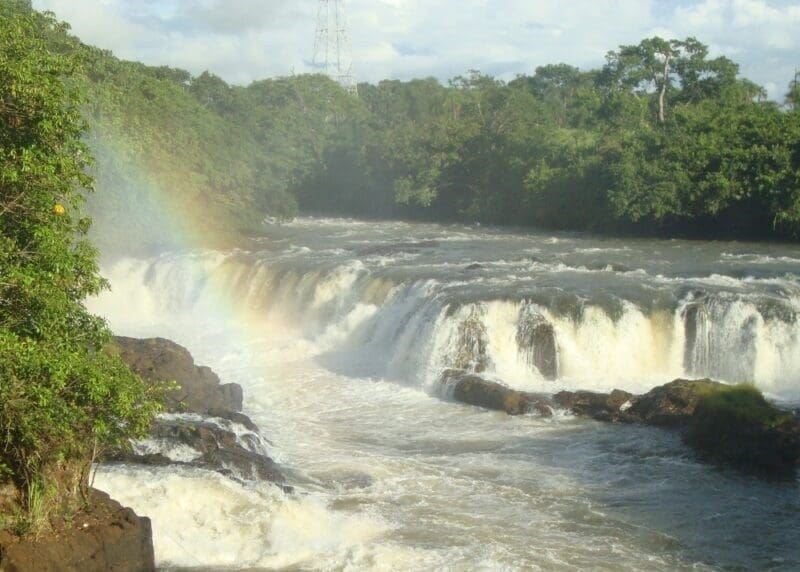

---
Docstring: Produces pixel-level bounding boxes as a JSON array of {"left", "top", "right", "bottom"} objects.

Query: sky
[{"left": 32, "top": 0, "right": 800, "bottom": 100}]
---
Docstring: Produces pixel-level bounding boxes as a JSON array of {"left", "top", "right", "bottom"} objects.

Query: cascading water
[
  {"left": 90, "top": 218, "right": 800, "bottom": 570},
  {"left": 95, "top": 238, "right": 800, "bottom": 400}
]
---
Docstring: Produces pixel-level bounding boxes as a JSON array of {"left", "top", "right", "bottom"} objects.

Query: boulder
[
  {"left": 684, "top": 384, "right": 800, "bottom": 477},
  {"left": 440, "top": 369, "right": 553, "bottom": 416},
  {"left": 0, "top": 490, "right": 154, "bottom": 572},
  {"left": 110, "top": 418, "right": 284, "bottom": 485},
  {"left": 107, "top": 337, "right": 284, "bottom": 484},
  {"left": 556, "top": 378, "right": 800, "bottom": 478},
  {"left": 516, "top": 310, "right": 558, "bottom": 380},
  {"left": 553, "top": 389, "right": 634, "bottom": 423},
  {"left": 626, "top": 379, "right": 724, "bottom": 426},
  {"left": 451, "top": 308, "right": 493, "bottom": 374},
  {"left": 112, "top": 337, "right": 243, "bottom": 414}
]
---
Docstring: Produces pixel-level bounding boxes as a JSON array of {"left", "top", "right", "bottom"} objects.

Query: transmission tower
[{"left": 313, "top": 0, "right": 358, "bottom": 96}]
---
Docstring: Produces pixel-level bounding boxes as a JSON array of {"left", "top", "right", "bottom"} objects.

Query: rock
[
  {"left": 112, "top": 337, "right": 243, "bottom": 414},
  {"left": 465, "top": 263, "right": 483, "bottom": 270},
  {"left": 110, "top": 418, "right": 284, "bottom": 485},
  {"left": 440, "top": 369, "right": 553, "bottom": 416},
  {"left": 553, "top": 389, "right": 634, "bottom": 423},
  {"left": 108, "top": 337, "right": 285, "bottom": 484},
  {"left": 554, "top": 378, "right": 800, "bottom": 478},
  {"left": 626, "top": 379, "right": 724, "bottom": 427},
  {"left": 451, "top": 307, "right": 493, "bottom": 373},
  {"left": 684, "top": 384, "right": 800, "bottom": 477},
  {"left": 516, "top": 309, "right": 558, "bottom": 380},
  {"left": 0, "top": 490, "right": 154, "bottom": 572},
  {"left": 206, "top": 407, "right": 258, "bottom": 432}
]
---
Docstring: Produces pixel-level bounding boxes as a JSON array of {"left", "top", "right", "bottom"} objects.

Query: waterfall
[{"left": 91, "top": 251, "right": 800, "bottom": 400}]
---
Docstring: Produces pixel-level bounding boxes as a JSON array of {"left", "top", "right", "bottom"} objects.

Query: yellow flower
[{"left": 53, "top": 204, "right": 66, "bottom": 216}]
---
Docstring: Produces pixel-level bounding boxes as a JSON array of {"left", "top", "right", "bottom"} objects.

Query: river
[{"left": 89, "top": 217, "right": 800, "bottom": 570}]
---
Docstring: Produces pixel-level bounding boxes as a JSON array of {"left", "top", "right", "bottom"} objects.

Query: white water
[{"left": 91, "top": 218, "right": 800, "bottom": 570}]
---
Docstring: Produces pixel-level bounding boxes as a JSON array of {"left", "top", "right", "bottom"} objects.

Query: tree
[{"left": 0, "top": 11, "right": 160, "bottom": 532}]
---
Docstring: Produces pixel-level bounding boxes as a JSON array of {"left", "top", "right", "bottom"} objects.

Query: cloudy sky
[{"left": 33, "top": 0, "right": 800, "bottom": 100}]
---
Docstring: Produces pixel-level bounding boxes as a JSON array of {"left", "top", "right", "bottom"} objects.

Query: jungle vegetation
[{"left": 9, "top": 3, "right": 800, "bottom": 247}]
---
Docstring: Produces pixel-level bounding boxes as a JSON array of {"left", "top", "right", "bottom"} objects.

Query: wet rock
[
  {"left": 0, "top": 490, "right": 154, "bottom": 572},
  {"left": 206, "top": 407, "right": 259, "bottom": 432},
  {"left": 682, "top": 302, "right": 707, "bottom": 374},
  {"left": 440, "top": 369, "right": 553, "bottom": 416},
  {"left": 555, "top": 378, "right": 800, "bottom": 478},
  {"left": 452, "top": 307, "right": 493, "bottom": 373},
  {"left": 112, "top": 337, "right": 243, "bottom": 414},
  {"left": 107, "top": 337, "right": 284, "bottom": 484},
  {"left": 626, "top": 379, "right": 724, "bottom": 427},
  {"left": 516, "top": 309, "right": 558, "bottom": 380},
  {"left": 111, "top": 418, "right": 284, "bottom": 484},
  {"left": 553, "top": 389, "right": 634, "bottom": 423},
  {"left": 465, "top": 263, "right": 484, "bottom": 271}
]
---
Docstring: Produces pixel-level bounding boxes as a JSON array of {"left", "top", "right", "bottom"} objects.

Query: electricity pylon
[{"left": 313, "top": 0, "right": 358, "bottom": 96}]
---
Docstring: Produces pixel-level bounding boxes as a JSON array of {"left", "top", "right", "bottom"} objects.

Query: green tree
[{"left": 0, "top": 10, "right": 160, "bottom": 528}]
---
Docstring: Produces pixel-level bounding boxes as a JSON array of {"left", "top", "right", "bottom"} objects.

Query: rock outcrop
[
  {"left": 0, "top": 491, "right": 154, "bottom": 572},
  {"left": 516, "top": 309, "right": 558, "bottom": 380},
  {"left": 440, "top": 369, "right": 553, "bottom": 416},
  {"left": 553, "top": 389, "right": 634, "bottom": 422},
  {"left": 110, "top": 418, "right": 285, "bottom": 485},
  {"left": 112, "top": 336, "right": 243, "bottom": 414},
  {"left": 441, "top": 370, "right": 800, "bottom": 478},
  {"left": 107, "top": 337, "right": 283, "bottom": 485}
]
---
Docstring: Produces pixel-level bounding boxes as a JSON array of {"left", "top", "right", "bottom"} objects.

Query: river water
[{"left": 90, "top": 217, "right": 800, "bottom": 570}]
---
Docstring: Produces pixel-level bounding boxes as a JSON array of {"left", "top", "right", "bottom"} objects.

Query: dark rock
[
  {"left": 465, "top": 263, "right": 484, "bottom": 270},
  {"left": 206, "top": 407, "right": 259, "bottom": 432},
  {"left": 112, "top": 337, "right": 243, "bottom": 414},
  {"left": 682, "top": 302, "right": 706, "bottom": 374},
  {"left": 440, "top": 369, "right": 553, "bottom": 416},
  {"left": 554, "top": 378, "right": 800, "bottom": 478},
  {"left": 516, "top": 309, "right": 558, "bottom": 380},
  {"left": 451, "top": 307, "right": 493, "bottom": 373},
  {"left": 109, "top": 337, "right": 285, "bottom": 484},
  {"left": 0, "top": 490, "right": 154, "bottom": 572},
  {"left": 626, "top": 379, "right": 724, "bottom": 427},
  {"left": 553, "top": 389, "right": 634, "bottom": 423},
  {"left": 110, "top": 418, "right": 284, "bottom": 485}
]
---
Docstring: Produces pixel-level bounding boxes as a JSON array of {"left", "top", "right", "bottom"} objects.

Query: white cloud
[{"left": 32, "top": 0, "right": 799, "bottom": 100}]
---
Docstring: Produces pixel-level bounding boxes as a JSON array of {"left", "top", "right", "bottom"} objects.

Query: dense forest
[{"left": 7, "top": 1, "right": 800, "bottom": 252}]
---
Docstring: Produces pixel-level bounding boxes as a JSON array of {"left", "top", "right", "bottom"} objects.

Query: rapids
[{"left": 90, "top": 218, "right": 800, "bottom": 570}]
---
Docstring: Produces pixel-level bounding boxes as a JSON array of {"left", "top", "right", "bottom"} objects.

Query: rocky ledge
[
  {"left": 106, "top": 337, "right": 285, "bottom": 486},
  {"left": 440, "top": 370, "right": 800, "bottom": 478},
  {"left": 0, "top": 490, "right": 154, "bottom": 572}
]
